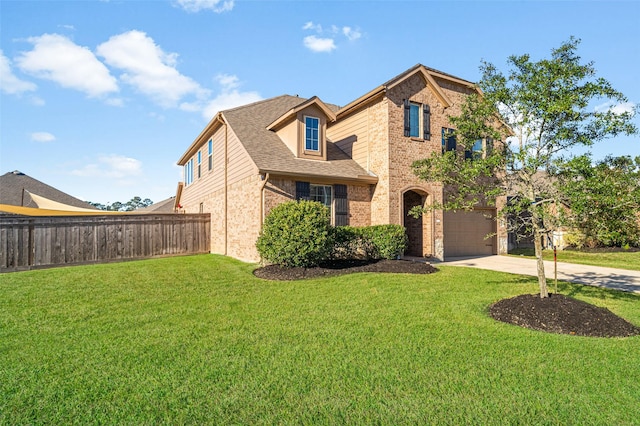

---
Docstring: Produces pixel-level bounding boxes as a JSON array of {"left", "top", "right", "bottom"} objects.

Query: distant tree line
[{"left": 87, "top": 196, "right": 153, "bottom": 212}]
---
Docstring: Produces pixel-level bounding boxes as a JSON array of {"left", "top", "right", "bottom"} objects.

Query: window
[
  {"left": 404, "top": 100, "right": 431, "bottom": 140},
  {"left": 464, "top": 138, "right": 493, "bottom": 160},
  {"left": 305, "top": 116, "right": 320, "bottom": 151},
  {"left": 409, "top": 103, "right": 420, "bottom": 137},
  {"left": 208, "top": 139, "right": 213, "bottom": 171},
  {"left": 442, "top": 128, "right": 456, "bottom": 153},
  {"left": 296, "top": 181, "right": 348, "bottom": 225},
  {"left": 184, "top": 158, "right": 194, "bottom": 186},
  {"left": 465, "top": 139, "right": 484, "bottom": 160},
  {"left": 197, "top": 151, "right": 201, "bottom": 178},
  {"left": 310, "top": 184, "right": 332, "bottom": 214}
]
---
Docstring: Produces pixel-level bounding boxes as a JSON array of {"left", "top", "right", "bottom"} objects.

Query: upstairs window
[
  {"left": 465, "top": 139, "right": 483, "bottom": 160},
  {"left": 305, "top": 116, "right": 320, "bottom": 151},
  {"left": 404, "top": 100, "right": 431, "bottom": 140},
  {"left": 197, "top": 151, "right": 202, "bottom": 178},
  {"left": 442, "top": 128, "right": 456, "bottom": 153},
  {"left": 208, "top": 139, "right": 213, "bottom": 171},
  {"left": 409, "top": 102, "right": 420, "bottom": 137},
  {"left": 464, "top": 137, "right": 493, "bottom": 160},
  {"left": 184, "top": 158, "right": 194, "bottom": 186}
]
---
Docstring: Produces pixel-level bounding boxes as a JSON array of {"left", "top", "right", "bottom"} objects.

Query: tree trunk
[{"left": 533, "top": 228, "right": 549, "bottom": 298}]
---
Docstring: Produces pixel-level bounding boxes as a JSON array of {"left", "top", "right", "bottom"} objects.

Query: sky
[{"left": 1, "top": 0, "right": 639, "bottom": 205}]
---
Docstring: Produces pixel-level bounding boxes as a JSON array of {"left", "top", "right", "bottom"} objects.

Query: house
[
  {"left": 0, "top": 170, "right": 99, "bottom": 213},
  {"left": 176, "top": 64, "right": 508, "bottom": 262}
]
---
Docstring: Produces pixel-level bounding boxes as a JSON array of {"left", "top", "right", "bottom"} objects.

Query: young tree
[{"left": 412, "top": 37, "right": 637, "bottom": 298}]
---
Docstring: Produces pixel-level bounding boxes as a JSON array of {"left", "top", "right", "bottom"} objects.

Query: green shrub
[
  {"left": 361, "top": 225, "right": 408, "bottom": 259},
  {"left": 331, "top": 224, "right": 407, "bottom": 260},
  {"left": 256, "top": 200, "right": 332, "bottom": 267}
]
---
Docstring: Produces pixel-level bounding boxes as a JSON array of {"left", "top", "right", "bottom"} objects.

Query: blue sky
[{"left": 1, "top": 0, "right": 639, "bottom": 205}]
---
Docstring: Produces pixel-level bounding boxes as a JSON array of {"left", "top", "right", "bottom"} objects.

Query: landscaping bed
[
  {"left": 254, "top": 258, "right": 437, "bottom": 280},
  {"left": 490, "top": 293, "right": 640, "bottom": 338}
]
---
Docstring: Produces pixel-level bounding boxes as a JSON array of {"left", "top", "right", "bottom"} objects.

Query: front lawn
[
  {"left": 509, "top": 247, "right": 640, "bottom": 271},
  {"left": 2, "top": 255, "right": 639, "bottom": 424}
]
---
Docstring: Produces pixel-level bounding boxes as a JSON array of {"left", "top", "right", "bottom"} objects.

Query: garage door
[{"left": 444, "top": 209, "right": 496, "bottom": 257}]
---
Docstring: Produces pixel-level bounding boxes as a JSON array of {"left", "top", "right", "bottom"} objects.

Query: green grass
[
  {"left": 509, "top": 247, "right": 640, "bottom": 271},
  {"left": 2, "top": 255, "right": 639, "bottom": 424}
]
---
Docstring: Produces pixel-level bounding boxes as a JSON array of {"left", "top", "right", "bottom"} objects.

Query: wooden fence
[{"left": 0, "top": 214, "right": 210, "bottom": 272}]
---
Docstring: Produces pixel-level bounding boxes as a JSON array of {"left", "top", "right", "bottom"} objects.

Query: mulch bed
[
  {"left": 253, "top": 259, "right": 437, "bottom": 281},
  {"left": 489, "top": 293, "right": 640, "bottom": 338}
]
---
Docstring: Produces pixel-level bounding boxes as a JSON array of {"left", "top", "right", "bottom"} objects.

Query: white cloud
[
  {"left": 0, "top": 50, "right": 37, "bottom": 95},
  {"left": 97, "top": 30, "right": 206, "bottom": 108},
  {"left": 16, "top": 34, "right": 118, "bottom": 98},
  {"left": 303, "top": 35, "right": 336, "bottom": 53},
  {"left": 175, "top": 0, "right": 234, "bottom": 13},
  {"left": 301, "top": 22, "right": 362, "bottom": 52},
  {"left": 594, "top": 101, "right": 636, "bottom": 116},
  {"left": 181, "top": 73, "right": 262, "bottom": 119},
  {"left": 200, "top": 90, "right": 263, "bottom": 119},
  {"left": 343, "top": 26, "right": 362, "bottom": 41},
  {"left": 302, "top": 21, "right": 322, "bottom": 32},
  {"left": 30, "top": 131, "right": 56, "bottom": 142},
  {"left": 71, "top": 154, "right": 142, "bottom": 179}
]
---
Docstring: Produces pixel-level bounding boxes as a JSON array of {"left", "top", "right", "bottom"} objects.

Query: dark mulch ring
[
  {"left": 490, "top": 293, "right": 640, "bottom": 338},
  {"left": 253, "top": 259, "right": 438, "bottom": 281}
]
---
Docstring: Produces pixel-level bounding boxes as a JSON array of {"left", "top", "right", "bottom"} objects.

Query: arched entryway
[{"left": 402, "top": 189, "right": 430, "bottom": 257}]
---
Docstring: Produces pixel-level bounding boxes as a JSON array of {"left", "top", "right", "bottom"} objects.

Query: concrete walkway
[{"left": 437, "top": 255, "right": 640, "bottom": 294}]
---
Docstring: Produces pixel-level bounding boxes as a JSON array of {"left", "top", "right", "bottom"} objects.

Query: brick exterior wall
[{"left": 179, "top": 67, "right": 509, "bottom": 264}]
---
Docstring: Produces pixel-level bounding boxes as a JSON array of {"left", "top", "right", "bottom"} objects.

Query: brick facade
[{"left": 177, "top": 65, "right": 508, "bottom": 263}]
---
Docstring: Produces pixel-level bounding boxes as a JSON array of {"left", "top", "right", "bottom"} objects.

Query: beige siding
[
  {"left": 328, "top": 107, "right": 370, "bottom": 169},
  {"left": 227, "top": 126, "right": 259, "bottom": 185},
  {"left": 275, "top": 117, "right": 298, "bottom": 155}
]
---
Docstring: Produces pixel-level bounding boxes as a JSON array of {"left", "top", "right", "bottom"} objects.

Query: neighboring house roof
[
  {"left": 0, "top": 170, "right": 98, "bottom": 210},
  {"left": 137, "top": 196, "right": 177, "bottom": 213}
]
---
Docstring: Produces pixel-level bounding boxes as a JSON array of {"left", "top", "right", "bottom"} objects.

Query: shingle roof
[
  {"left": 0, "top": 170, "right": 98, "bottom": 209},
  {"left": 137, "top": 196, "right": 177, "bottom": 213},
  {"left": 222, "top": 95, "right": 376, "bottom": 183}
]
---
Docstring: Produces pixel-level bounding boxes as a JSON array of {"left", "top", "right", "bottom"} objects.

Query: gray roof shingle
[
  {"left": 222, "top": 95, "right": 376, "bottom": 183},
  {"left": 0, "top": 170, "right": 98, "bottom": 209}
]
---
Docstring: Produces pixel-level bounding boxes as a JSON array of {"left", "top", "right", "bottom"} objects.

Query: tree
[
  {"left": 88, "top": 196, "right": 153, "bottom": 212},
  {"left": 554, "top": 155, "right": 640, "bottom": 248},
  {"left": 412, "top": 37, "right": 637, "bottom": 298}
]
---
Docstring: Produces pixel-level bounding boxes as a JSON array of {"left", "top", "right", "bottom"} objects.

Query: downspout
[{"left": 259, "top": 173, "right": 271, "bottom": 232}]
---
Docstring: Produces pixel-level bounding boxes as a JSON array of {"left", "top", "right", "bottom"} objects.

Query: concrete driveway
[{"left": 439, "top": 255, "right": 640, "bottom": 294}]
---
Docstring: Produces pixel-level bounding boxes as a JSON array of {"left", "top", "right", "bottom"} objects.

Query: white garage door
[{"left": 444, "top": 209, "right": 496, "bottom": 257}]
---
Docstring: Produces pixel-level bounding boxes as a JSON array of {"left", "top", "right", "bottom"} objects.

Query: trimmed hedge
[
  {"left": 256, "top": 200, "right": 332, "bottom": 267},
  {"left": 332, "top": 225, "right": 408, "bottom": 260}
]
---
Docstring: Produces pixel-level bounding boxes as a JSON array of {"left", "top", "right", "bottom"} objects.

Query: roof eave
[
  {"left": 177, "top": 112, "right": 224, "bottom": 165},
  {"left": 259, "top": 169, "right": 378, "bottom": 185}
]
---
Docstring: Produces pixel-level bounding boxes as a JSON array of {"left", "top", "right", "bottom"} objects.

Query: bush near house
[
  {"left": 256, "top": 200, "right": 333, "bottom": 267},
  {"left": 257, "top": 201, "right": 408, "bottom": 267},
  {"left": 332, "top": 225, "right": 408, "bottom": 260}
]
